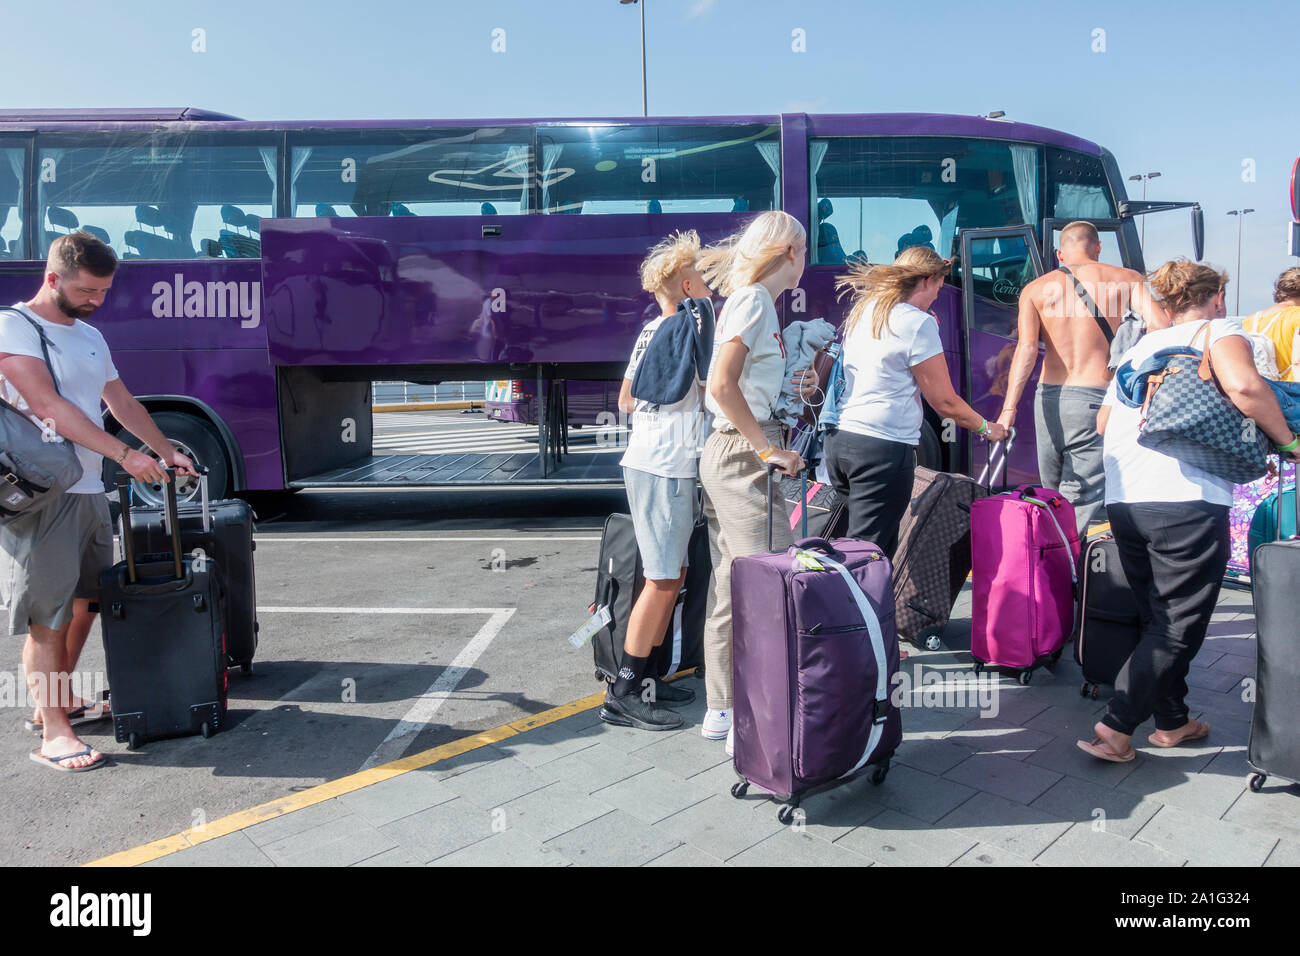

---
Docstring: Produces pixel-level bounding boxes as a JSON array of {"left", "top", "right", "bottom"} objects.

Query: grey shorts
[
  {"left": 623, "top": 466, "right": 697, "bottom": 580},
  {"left": 0, "top": 492, "right": 112, "bottom": 636}
]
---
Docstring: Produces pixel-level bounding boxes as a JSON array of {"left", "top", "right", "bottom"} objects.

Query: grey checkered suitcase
[{"left": 892, "top": 441, "right": 1009, "bottom": 650}]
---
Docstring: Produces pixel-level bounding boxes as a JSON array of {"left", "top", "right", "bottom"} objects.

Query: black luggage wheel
[
  {"left": 777, "top": 803, "right": 801, "bottom": 825},
  {"left": 127, "top": 732, "right": 140, "bottom": 751},
  {"left": 730, "top": 780, "right": 748, "bottom": 799},
  {"left": 1017, "top": 670, "right": 1032, "bottom": 686},
  {"left": 1249, "top": 773, "right": 1267, "bottom": 793},
  {"left": 240, "top": 660, "right": 254, "bottom": 676},
  {"left": 920, "top": 627, "right": 943, "bottom": 652},
  {"left": 871, "top": 758, "right": 891, "bottom": 785},
  {"left": 200, "top": 721, "right": 212, "bottom": 739},
  {"left": 972, "top": 661, "right": 984, "bottom": 675}
]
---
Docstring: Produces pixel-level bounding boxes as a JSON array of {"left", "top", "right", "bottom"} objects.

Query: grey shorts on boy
[{"left": 622, "top": 466, "right": 696, "bottom": 580}]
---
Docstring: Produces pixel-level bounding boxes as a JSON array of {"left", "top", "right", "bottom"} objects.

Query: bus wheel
[
  {"left": 917, "top": 421, "right": 943, "bottom": 471},
  {"left": 107, "top": 411, "right": 231, "bottom": 507}
]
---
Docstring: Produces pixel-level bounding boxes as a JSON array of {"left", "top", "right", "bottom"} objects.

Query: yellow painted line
[
  {"left": 373, "top": 401, "right": 482, "bottom": 412},
  {"left": 1089, "top": 521, "right": 1111, "bottom": 536},
  {"left": 85, "top": 674, "right": 694, "bottom": 867}
]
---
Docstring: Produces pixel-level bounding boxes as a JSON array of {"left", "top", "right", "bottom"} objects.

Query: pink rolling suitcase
[{"left": 970, "top": 485, "right": 1079, "bottom": 684}]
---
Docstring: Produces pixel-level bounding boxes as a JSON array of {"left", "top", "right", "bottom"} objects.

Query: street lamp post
[
  {"left": 619, "top": 0, "right": 647, "bottom": 117},
  {"left": 1128, "top": 171, "right": 1161, "bottom": 249},
  {"left": 1226, "top": 209, "right": 1255, "bottom": 314}
]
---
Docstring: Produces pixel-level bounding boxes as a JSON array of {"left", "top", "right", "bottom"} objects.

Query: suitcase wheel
[
  {"left": 240, "top": 660, "right": 254, "bottom": 676},
  {"left": 922, "top": 631, "right": 943, "bottom": 652},
  {"left": 730, "top": 780, "right": 749, "bottom": 799},
  {"left": 776, "top": 802, "right": 801, "bottom": 825},
  {"left": 193, "top": 594, "right": 206, "bottom": 612},
  {"left": 1080, "top": 681, "right": 1091, "bottom": 697},
  {"left": 127, "top": 732, "right": 140, "bottom": 751},
  {"left": 594, "top": 670, "right": 604, "bottom": 683},
  {"left": 1249, "top": 773, "right": 1267, "bottom": 793},
  {"left": 871, "top": 758, "right": 891, "bottom": 786},
  {"left": 200, "top": 721, "right": 212, "bottom": 739},
  {"left": 972, "top": 661, "right": 984, "bottom": 675},
  {"left": 1017, "top": 670, "right": 1032, "bottom": 686},
  {"left": 1091, "top": 685, "right": 1100, "bottom": 700}
]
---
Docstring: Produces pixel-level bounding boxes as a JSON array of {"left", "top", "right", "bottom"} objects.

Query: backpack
[{"left": 629, "top": 297, "right": 715, "bottom": 406}]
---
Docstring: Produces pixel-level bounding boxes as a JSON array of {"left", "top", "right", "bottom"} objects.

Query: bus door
[{"left": 957, "top": 225, "right": 1044, "bottom": 486}]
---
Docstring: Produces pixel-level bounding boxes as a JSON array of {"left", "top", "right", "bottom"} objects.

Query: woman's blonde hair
[
  {"left": 639, "top": 230, "right": 702, "bottom": 299},
  {"left": 697, "top": 211, "right": 806, "bottom": 297},
  {"left": 835, "top": 245, "right": 949, "bottom": 339},
  {"left": 1148, "top": 258, "right": 1228, "bottom": 316}
]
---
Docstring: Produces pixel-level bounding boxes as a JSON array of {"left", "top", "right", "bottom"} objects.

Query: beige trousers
[{"left": 698, "top": 422, "right": 792, "bottom": 711}]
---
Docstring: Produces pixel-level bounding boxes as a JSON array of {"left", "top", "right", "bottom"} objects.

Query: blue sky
[{"left": 4, "top": 0, "right": 1297, "bottom": 311}]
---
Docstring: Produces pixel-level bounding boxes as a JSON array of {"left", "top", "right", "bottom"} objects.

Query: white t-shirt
[
  {"left": 835, "top": 301, "right": 945, "bottom": 445},
  {"left": 620, "top": 316, "right": 706, "bottom": 479},
  {"left": 0, "top": 304, "right": 119, "bottom": 494},
  {"left": 705, "top": 284, "right": 786, "bottom": 430},
  {"left": 1102, "top": 319, "right": 1250, "bottom": 507}
]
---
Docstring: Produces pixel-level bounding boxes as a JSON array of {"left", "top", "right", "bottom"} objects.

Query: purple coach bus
[{"left": 0, "top": 108, "right": 1199, "bottom": 499}]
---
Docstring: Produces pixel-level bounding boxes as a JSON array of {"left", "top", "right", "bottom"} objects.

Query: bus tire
[
  {"left": 107, "top": 411, "right": 231, "bottom": 506},
  {"left": 917, "top": 420, "right": 943, "bottom": 471}
]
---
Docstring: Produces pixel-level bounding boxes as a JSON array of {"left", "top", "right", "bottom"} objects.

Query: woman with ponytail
[
  {"left": 1080, "top": 259, "right": 1298, "bottom": 763},
  {"left": 827, "top": 246, "right": 1007, "bottom": 556},
  {"left": 695, "top": 210, "right": 815, "bottom": 748}
]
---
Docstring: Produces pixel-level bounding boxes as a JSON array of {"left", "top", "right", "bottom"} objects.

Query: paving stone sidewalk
[{"left": 145, "top": 586, "right": 1300, "bottom": 867}]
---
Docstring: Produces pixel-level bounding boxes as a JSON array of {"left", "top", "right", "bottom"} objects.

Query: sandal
[
  {"left": 1148, "top": 720, "right": 1210, "bottom": 748},
  {"left": 29, "top": 745, "right": 107, "bottom": 773},
  {"left": 1077, "top": 736, "right": 1136, "bottom": 763},
  {"left": 23, "top": 699, "right": 113, "bottom": 735}
]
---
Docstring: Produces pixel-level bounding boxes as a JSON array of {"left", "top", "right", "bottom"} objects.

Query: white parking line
[
  {"left": 359, "top": 608, "right": 517, "bottom": 769},
  {"left": 255, "top": 606, "right": 518, "bottom": 771}
]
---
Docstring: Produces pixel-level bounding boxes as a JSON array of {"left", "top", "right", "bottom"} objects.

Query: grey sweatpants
[{"left": 1034, "top": 383, "right": 1107, "bottom": 537}]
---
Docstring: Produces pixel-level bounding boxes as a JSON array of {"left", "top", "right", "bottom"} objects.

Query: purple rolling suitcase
[{"left": 729, "top": 468, "right": 902, "bottom": 823}]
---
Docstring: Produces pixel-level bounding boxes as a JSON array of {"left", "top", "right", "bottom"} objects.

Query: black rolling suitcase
[
  {"left": 586, "top": 513, "right": 710, "bottom": 684},
  {"left": 1247, "top": 464, "right": 1300, "bottom": 793},
  {"left": 127, "top": 469, "right": 258, "bottom": 673},
  {"left": 1074, "top": 534, "right": 1141, "bottom": 699},
  {"left": 101, "top": 469, "right": 229, "bottom": 750}
]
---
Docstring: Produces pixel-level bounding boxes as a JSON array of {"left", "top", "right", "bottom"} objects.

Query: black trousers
[
  {"left": 1102, "top": 501, "right": 1230, "bottom": 736},
  {"left": 823, "top": 428, "right": 915, "bottom": 559}
]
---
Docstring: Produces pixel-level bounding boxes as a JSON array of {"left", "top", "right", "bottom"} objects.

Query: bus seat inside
[
  {"left": 480, "top": 202, "right": 497, "bottom": 215},
  {"left": 315, "top": 203, "right": 339, "bottom": 217},
  {"left": 816, "top": 198, "right": 847, "bottom": 265}
]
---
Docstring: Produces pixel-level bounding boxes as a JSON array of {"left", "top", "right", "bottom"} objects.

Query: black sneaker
[
  {"left": 599, "top": 691, "right": 683, "bottom": 731},
  {"left": 648, "top": 677, "right": 696, "bottom": 705}
]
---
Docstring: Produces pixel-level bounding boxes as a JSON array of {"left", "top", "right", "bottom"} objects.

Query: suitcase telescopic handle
[
  {"left": 1277, "top": 454, "right": 1298, "bottom": 543},
  {"left": 197, "top": 465, "right": 211, "bottom": 533},
  {"left": 977, "top": 427, "right": 1015, "bottom": 490},
  {"left": 113, "top": 472, "right": 138, "bottom": 585},
  {"left": 163, "top": 467, "right": 183, "bottom": 581},
  {"left": 766, "top": 462, "right": 808, "bottom": 553}
]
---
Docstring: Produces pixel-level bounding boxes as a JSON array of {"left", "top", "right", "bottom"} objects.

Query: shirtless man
[{"left": 997, "top": 221, "right": 1168, "bottom": 535}]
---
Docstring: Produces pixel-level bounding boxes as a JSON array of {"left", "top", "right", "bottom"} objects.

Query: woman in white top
[
  {"left": 1079, "top": 259, "right": 1299, "bottom": 764},
  {"left": 828, "top": 246, "right": 1007, "bottom": 557},
  {"left": 694, "top": 210, "right": 815, "bottom": 744}
]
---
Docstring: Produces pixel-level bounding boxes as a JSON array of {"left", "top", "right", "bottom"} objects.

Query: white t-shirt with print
[
  {"left": 620, "top": 315, "right": 706, "bottom": 479},
  {"left": 0, "top": 304, "right": 119, "bottom": 494},
  {"left": 835, "top": 301, "right": 945, "bottom": 445},
  {"left": 1102, "top": 319, "right": 1251, "bottom": 507},
  {"left": 705, "top": 284, "right": 786, "bottom": 430}
]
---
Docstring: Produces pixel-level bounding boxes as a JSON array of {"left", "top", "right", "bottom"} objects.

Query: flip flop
[
  {"left": 23, "top": 700, "right": 113, "bottom": 735},
  {"left": 1077, "top": 736, "right": 1136, "bottom": 763},
  {"left": 29, "top": 745, "right": 107, "bottom": 773},
  {"left": 1148, "top": 720, "right": 1210, "bottom": 748}
]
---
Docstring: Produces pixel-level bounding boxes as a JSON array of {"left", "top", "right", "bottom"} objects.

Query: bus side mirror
[{"left": 1192, "top": 204, "right": 1205, "bottom": 261}]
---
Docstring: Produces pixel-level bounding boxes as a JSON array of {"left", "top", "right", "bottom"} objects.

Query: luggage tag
[
  {"left": 568, "top": 605, "right": 613, "bottom": 647},
  {"left": 793, "top": 550, "right": 825, "bottom": 571}
]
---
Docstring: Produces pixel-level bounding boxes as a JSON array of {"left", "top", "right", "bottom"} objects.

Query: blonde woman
[
  {"left": 828, "top": 246, "right": 1007, "bottom": 556},
  {"left": 601, "top": 231, "right": 710, "bottom": 732},
  {"left": 696, "top": 210, "right": 815, "bottom": 745}
]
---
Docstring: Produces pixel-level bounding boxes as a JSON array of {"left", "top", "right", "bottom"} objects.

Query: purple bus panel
[{"left": 0, "top": 261, "right": 284, "bottom": 491}]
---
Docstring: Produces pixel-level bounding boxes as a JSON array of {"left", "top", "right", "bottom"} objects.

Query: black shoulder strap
[
  {"left": 0, "top": 306, "right": 63, "bottom": 397},
  {"left": 1059, "top": 265, "right": 1114, "bottom": 345}
]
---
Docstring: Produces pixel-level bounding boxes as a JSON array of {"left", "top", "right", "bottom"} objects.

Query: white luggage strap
[
  {"left": 1017, "top": 493, "right": 1078, "bottom": 585},
  {"left": 795, "top": 550, "right": 890, "bottom": 779}
]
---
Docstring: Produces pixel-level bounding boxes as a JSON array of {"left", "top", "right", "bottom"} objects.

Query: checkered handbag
[{"left": 1137, "top": 323, "right": 1269, "bottom": 485}]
